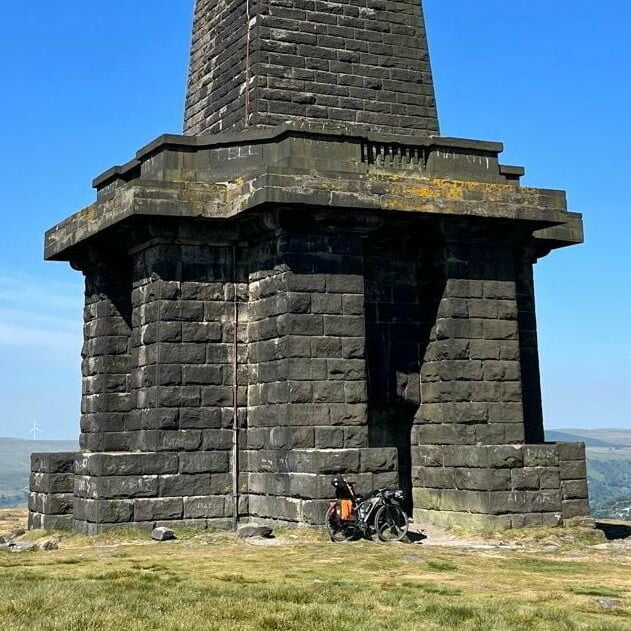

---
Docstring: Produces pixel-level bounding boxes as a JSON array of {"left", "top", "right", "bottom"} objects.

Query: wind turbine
[{"left": 28, "top": 421, "right": 43, "bottom": 441}]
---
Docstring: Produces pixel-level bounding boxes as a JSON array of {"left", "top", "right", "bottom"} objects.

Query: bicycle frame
[{"left": 328, "top": 477, "right": 406, "bottom": 539}]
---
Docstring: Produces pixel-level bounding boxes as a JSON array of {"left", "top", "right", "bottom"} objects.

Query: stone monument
[{"left": 29, "top": 0, "right": 589, "bottom": 533}]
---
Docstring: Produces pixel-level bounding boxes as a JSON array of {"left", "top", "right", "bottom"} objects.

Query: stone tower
[
  {"left": 29, "top": 0, "right": 589, "bottom": 533},
  {"left": 184, "top": 0, "right": 439, "bottom": 136}
]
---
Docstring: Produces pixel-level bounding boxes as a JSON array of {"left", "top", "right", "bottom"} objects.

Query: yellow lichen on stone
[
  {"left": 83, "top": 204, "right": 98, "bottom": 223},
  {"left": 374, "top": 175, "right": 542, "bottom": 212}
]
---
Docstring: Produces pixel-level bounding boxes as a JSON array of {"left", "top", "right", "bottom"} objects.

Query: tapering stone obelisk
[
  {"left": 184, "top": 0, "right": 439, "bottom": 136},
  {"left": 30, "top": 0, "right": 589, "bottom": 534}
]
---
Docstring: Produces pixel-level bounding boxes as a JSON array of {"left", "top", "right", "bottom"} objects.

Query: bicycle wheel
[
  {"left": 373, "top": 504, "right": 409, "bottom": 542},
  {"left": 326, "top": 504, "right": 359, "bottom": 542}
]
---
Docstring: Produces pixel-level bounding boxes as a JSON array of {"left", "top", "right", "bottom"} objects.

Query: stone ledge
[
  {"left": 415, "top": 442, "right": 585, "bottom": 470},
  {"left": 95, "top": 124, "right": 508, "bottom": 189},
  {"left": 29, "top": 492, "right": 73, "bottom": 516},
  {"left": 45, "top": 122, "right": 581, "bottom": 262},
  {"left": 244, "top": 447, "right": 398, "bottom": 475},
  {"left": 45, "top": 174, "right": 576, "bottom": 262},
  {"left": 31, "top": 452, "right": 77, "bottom": 474},
  {"left": 413, "top": 487, "right": 562, "bottom": 515},
  {"left": 414, "top": 508, "right": 562, "bottom": 532},
  {"left": 28, "top": 513, "right": 73, "bottom": 532}
]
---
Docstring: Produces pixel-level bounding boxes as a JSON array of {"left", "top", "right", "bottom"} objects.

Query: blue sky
[{"left": 0, "top": 1, "right": 629, "bottom": 440}]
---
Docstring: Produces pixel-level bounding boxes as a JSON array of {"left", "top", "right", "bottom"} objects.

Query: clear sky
[{"left": 0, "top": 1, "right": 629, "bottom": 440}]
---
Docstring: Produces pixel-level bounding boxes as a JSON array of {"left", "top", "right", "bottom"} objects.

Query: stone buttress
[{"left": 30, "top": 0, "right": 589, "bottom": 532}]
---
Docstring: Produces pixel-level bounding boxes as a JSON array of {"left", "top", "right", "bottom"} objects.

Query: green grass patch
[
  {"left": 568, "top": 585, "right": 626, "bottom": 598},
  {"left": 54, "top": 557, "right": 87, "bottom": 565},
  {"left": 215, "top": 573, "right": 264, "bottom": 584},
  {"left": 425, "top": 559, "right": 458, "bottom": 572},
  {"left": 509, "top": 557, "right": 592, "bottom": 574},
  {"left": 399, "top": 580, "right": 462, "bottom": 596},
  {"left": 2, "top": 514, "right": 631, "bottom": 631}
]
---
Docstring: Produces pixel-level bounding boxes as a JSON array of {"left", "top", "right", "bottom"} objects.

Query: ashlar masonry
[{"left": 30, "top": 0, "right": 589, "bottom": 533}]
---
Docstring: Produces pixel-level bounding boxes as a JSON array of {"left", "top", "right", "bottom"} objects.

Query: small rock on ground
[
  {"left": 245, "top": 536, "right": 286, "bottom": 547},
  {"left": 596, "top": 598, "right": 621, "bottom": 610},
  {"left": 237, "top": 526, "right": 273, "bottom": 539},
  {"left": 41, "top": 539, "right": 59, "bottom": 551},
  {"left": 6, "top": 541, "right": 38, "bottom": 553},
  {"left": 151, "top": 527, "right": 177, "bottom": 542},
  {"left": 591, "top": 543, "right": 612, "bottom": 550},
  {"left": 0, "top": 529, "right": 26, "bottom": 545}
]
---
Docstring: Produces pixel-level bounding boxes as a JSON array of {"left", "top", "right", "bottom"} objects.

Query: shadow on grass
[{"left": 596, "top": 521, "right": 631, "bottom": 541}]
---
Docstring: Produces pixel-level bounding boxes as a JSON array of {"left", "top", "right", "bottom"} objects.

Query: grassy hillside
[
  {"left": 586, "top": 451, "right": 631, "bottom": 520},
  {"left": 0, "top": 438, "right": 77, "bottom": 507},
  {"left": 546, "top": 431, "right": 618, "bottom": 448},
  {"left": 548, "top": 429, "right": 631, "bottom": 448}
]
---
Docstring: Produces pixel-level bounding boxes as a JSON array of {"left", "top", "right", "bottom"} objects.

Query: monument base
[{"left": 29, "top": 442, "right": 588, "bottom": 534}]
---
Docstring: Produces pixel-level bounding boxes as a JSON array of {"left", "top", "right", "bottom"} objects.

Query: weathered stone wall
[
  {"left": 72, "top": 224, "right": 243, "bottom": 533},
  {"left": 184, "top": 0, "right": 439, "bottom": 136},
  {"left": 244, "top": 218, "right": 398, "bottom": 524},
  {"left": 66, "top": 216, "right": 403, "bottom": 531},
  {"left": 128, "top": 239, "right": 239, "bottom": 451},
  {"left": 30, "top": 209, "right": 589, "bottom": 533},
  {"left": 415, "top": 228, "right": 527, "bottom": 447},
  {"left": 80, "top": 263, "right": 132, "bottom": 452},
  {"left": 28, "top": 453, "right": 75, "bottom": 531},
  {"left": 185, "top": 0, "right": 249, "bottom": 136},
  {"left": 517, "top": 249, "right": 545, "bottom": 443},
  {"left": 413, "top": 442, "right": 589, "bottom": 530},
  {"left": 365, "top": 237, "right": 422, "bottom": 407},
  {"left": 364, "top": 236, "right": 422, "bottom": 512},
  {"left": 558, "top": 442, "right": 590, "bottom": 522},
  {"left": 73, "top": 452, "right": 232, "bottom": 533}
]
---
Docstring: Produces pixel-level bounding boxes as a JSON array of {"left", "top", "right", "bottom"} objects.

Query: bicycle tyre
[
  {"left": 325, "top": 504, "right": 359, "bottom": 542},
  {"left": 373, "top": 504, "right": 409, "bottom": 542}
]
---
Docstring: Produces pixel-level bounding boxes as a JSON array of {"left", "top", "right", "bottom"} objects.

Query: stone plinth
[
  {"left": 29, "top": 1, "right": 588, "bottom": 533},
  {"left": 28, "top": 125, "right": 588, "bottom": 533}
]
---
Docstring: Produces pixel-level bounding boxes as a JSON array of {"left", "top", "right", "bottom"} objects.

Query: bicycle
[{"left": 325, "top": 474, "right": 409, "bottom": 542}]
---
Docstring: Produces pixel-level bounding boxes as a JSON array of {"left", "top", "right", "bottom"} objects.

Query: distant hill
[
  {"left": 546, "top": 428, "right": 631, "bottom": 449},
  {"left": 545, "top": 431, "right": 617, "bottom": 448},
  {"left": 0, "top": 437, "right": 78, "bottom": 507}
]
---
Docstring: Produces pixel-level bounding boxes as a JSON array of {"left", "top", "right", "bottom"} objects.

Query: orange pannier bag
[{"left": 339, "top": 500, "right": 353, "bottom": 521}]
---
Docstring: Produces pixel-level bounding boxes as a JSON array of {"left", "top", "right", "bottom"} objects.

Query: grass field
[{"left": 1, "top": 510, "right": 630, "bottom": 631}]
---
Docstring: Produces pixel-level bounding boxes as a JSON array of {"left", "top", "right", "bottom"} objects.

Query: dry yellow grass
[{"left": 1, "top": 509, "right": 630, "bottom": 630}]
